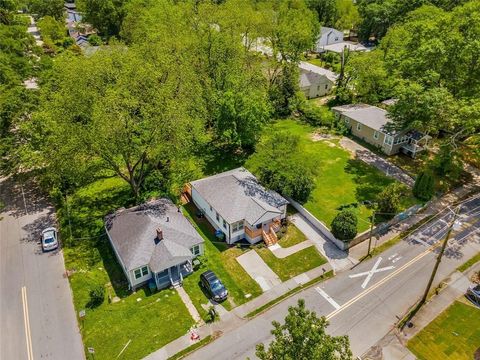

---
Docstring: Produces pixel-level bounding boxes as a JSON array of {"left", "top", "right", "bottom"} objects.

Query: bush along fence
[{"left": 287, "top": 197, "right": 429, "bottom": 250}]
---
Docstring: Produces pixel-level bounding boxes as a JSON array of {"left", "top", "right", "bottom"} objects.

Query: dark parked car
[{"left": 200, "top": 270, "right": 228, "bottom": 302}]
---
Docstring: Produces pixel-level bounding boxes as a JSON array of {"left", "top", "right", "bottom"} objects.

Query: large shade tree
[
  {"left": 256, "top": 299, "right": 352, "bottom": 360},
  {"left": 25, "top": 46, "right": 204, "bottom": 199}
]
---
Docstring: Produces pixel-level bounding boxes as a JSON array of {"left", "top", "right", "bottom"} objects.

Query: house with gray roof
[
  {"left": 299, "top": 61, "right": 338, "bottom": 98},
  {"left": 314, "top": 27, "right": 369, "bottom": 54},
  {"left": 105, "top": 198, "right": 204, "bottom": 290},
  {"left": 332, "top": 104, "right": 430, "bottom": 158},
  {"left": 187, "top": 168, "right": 288, "bottom": 246}
]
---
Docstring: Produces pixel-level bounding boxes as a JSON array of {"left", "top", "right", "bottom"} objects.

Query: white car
[{"left": 41, "top": 227, "right": 59, "bottom": 251}]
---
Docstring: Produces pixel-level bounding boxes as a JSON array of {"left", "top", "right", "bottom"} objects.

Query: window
[
  {"left": 216, "top": 212, "right": 220, "bottom": 221},
  {"left": 356, "top": 123, "right": 361, "bottom": 131},
  {"left": 134, "top": 266, "right": 149, "bottom": 279},
  {"left": 384, "top": 135, "right": 393, "bottom": 146},
  {"left": 317, "top": 85, "right": 321, "bottom": 91},
  {"left": 209, "top": 205, "right": 212, "bottom": 212},
  {"left": 344, "top": 117, "right": 349, "bottom": 124},
  {"left": 325, "top": 84, "right": 328, "bottom": 89},
  {"left": 191, "top": 244, "right": 201, "bottom": 256},
  {"left": 223, "top": 219, "right": 227, "bottom": 229},
  {"left": 373, "top": 131, "right": 379, "bottom": 140},
  {"left": 232, "top": 221, "right": 244, "bottom": 232}
]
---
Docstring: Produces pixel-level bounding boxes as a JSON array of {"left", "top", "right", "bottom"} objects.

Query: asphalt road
[
  {"left": 0, "top": 176, "right": 84, "bottom": 360},
  {"left": 186, "top": 195, "right": 480, "bottom": 360}
]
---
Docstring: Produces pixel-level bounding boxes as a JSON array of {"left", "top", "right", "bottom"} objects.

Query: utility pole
[
  {"left": 367, "top": 211, "right": 376, "bottom": 257},
  {"left": 420, "top": 206, "right": 461, "bottom": 305}
]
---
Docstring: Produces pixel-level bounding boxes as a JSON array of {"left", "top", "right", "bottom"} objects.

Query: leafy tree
[
  {"left": 87, "top": 34, "right": 102, "bottom": 46},
  {"left": 376, "top": 183, "right": 408, "bottom": 217},
  {"left": 78, "top": 0, "right": 128, "bottom": 37},
  {"left": 335, "top": 0, "right": 361, "bottom": 30},
  {"left": 413, "top": 170, "right": 435, "bottom": 201},
  {"left": 27, "top": 0, "right": 65, "bottom": 20},
  {"left": 26, "top": 45, "right": 204, "bottom": 199},
  {"left": 331, "top": 208, "right": 358, "bottom": 240},
  {"left": 256, "top": 299, "right": 352, "bottom": 360},
  {"left": 37, "top": 16, "right": 65, "bottom": 42},
  {"left": 305, "top": 0, "right": 338, "bottom": 27},
  {"left": 248, "top": 132, "right": 316, "bottom": 203}
]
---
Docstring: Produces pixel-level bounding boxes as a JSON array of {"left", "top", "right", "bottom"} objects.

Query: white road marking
[
  {"left": 392, "top": 256, "right": 402, "bottom": 263},
  {"left": 21, "top": 286, "right": 34, "bottom": 360},
  {"left": 315, "top": 287, "right": 340, "bottom": 310},
  {"left": 349, "top": 257, "right": 395, "bottom": 289},
  {"left": 327, "top": 244, "right": 437, "bottom": 321},
  {"left": 388, "top": 253, "right": 398, "bottom": 261}
]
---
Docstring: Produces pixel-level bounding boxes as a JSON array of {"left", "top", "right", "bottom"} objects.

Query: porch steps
[{"left": 263, "top": 229, "right": 278, "bottom": 247}]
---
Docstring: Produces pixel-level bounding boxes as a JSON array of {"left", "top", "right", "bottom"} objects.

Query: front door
[{"left": 169, "top": 265, "right": 180, "bottom": 283}]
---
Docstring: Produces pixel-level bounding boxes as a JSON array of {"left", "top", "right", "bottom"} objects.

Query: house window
[
  {"left": 216, "top": 212, "right": 220, "bottom": 221},
  {"left": 232, "top": 221, "right": 244, "bottom": 232},
  {"left": 344, "top": 117, "right": 349, "bottom": 124},
  {"left": 317, "top": 85, "right": 321, "bottom": 91},
  {"left": 223, "top": 219, "right": 227, "bottom": 229},
  {"left": 384, "top": 135, "right": 393, "bottom": 146},
  {"left": 356, "top": 123, "right": 361, "bottom": 131},
  {"left": 134, "top": 266, "right": 149, "bottom": 279},
  {"left": 325, "top": 84, "right": 328, "bottom": 89},
  {"left": 209, "top": 205, "right": 213, "bottom": 212},
  {"left": 191, "top": 244, "right": 201, "bottom": 256},
  {"left": 373, "top": 131, "right": 379, "bottom": 140}
]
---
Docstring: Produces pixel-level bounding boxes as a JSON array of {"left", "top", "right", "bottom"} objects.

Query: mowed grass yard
[
  {"left": 247, "top": 120, "right": 418, "bottom": 233},
  {"left": 255, "top": 245, "right": 327, "bottom": 281},
  {"left": 60, "top": 177, "right": 195, "bottom": 360},
  {"left": 407, "top": 300, "right": 480, "bottom": 360},
  {"left": 181, "top": 203, "right": 262, "bottom": 319}
]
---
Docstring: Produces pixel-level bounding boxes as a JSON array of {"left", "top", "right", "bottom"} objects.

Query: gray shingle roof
[
  {"left": 299, "top": 62, "right": 338, "bottom": 83},
  {"left": 332, "top": 104, "right": 393, "bottom": 133},
  {"left": 190, "top": 168, "right": 288, "bottom": 225},
  {"left": 105, "top": 198, "right": 204, "bottom": 273}
]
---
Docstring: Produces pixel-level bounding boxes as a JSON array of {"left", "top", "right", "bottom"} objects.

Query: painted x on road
[{"left": 349, "top": 257, "right": 395, "bottom": 289}]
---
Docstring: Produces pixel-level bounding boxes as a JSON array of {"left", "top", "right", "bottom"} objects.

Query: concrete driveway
[
  {"left": 236, "top": 251, "right": 281, "bottom": 292},
  {"left": 340, "top": 137, "right": 415, "bottom": 187},
  {"left": 0, "top": 176, "right": 84, "bottom": 360}
]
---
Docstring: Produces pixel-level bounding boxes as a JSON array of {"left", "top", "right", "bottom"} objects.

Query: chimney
[{"left": 156, "top": 227, "right": 163, "bottom": 241}]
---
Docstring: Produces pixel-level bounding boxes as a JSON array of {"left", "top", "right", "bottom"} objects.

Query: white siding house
[
  {"left": 299, "top": 61, "right": 338, "bottom": 98},
  {"left": 189, "top": 168, "right": 288, "bottom": 246}
]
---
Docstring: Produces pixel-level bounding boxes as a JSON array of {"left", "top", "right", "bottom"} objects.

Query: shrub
[
  {"left": 376, "top": 183, "right": 408, "bottom": 217},
  {"left": 413, "top": 171, "right": 435, "bottom": 201},
  {"left": 331, "top": 209, "right": 358, "bottom": 241},
  {"left": 88, "top": 34, "right": 102, "bottom": 46},
  {"left": 298, "top": 101, "right": 334, "bottom": 127},
  {"left": 88, "top": 285, "right": 105, "bottom": 308}
]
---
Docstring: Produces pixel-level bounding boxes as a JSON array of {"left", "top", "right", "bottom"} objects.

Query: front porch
[
  {"left": 154, "top": 261, "right": 194, "bottom": 290},
  {"left": 401, "top": 131, "right": 431, "bottom": 158},
  {"left": 244, "top": 218, "right": 282, "bottom": 246}
]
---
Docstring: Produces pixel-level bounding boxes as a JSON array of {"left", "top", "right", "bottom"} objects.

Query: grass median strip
[
  {"left": 457, "top": 252, "right": 480, "bottom": 273},
  {"left": 246, "top": 270, "right": 334, "bottom": 318}
]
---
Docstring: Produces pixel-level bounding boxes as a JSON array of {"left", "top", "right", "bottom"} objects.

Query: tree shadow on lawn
[
  {"left": 61, "top": 178, "right": 134, "bottom": 299},
  {"left": 200, "top": 144, "right": 250, "bottom": 176},
  {"left": 345, "top": 158, "right": 395, "bottom": 204}
]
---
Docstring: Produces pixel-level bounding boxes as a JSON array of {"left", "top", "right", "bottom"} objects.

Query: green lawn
[
  {"left": 60, "top": 177, "right": 195, "bottom": 360},
  {"left": 278, "top": 223, "right": 307, "bottom": 248},
  {"left": 247, "top": 119, "right": 418, "bottom": 233},
  {"left": 407, "top": 300, "right": 480, "bottom": 360},
  {"left": 182, "top": 203, "right": 262, "bottom": 319},
  {"left": 255, "top": 246, "right": 327, "bottom": 282}
]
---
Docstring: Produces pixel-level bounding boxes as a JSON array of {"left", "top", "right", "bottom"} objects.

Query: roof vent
[
  {"left": 166, "top": 216, "right": 169, "bottom": 222},
  {"left": 156, "top": 227, "right": 163, "bottom": 242}
]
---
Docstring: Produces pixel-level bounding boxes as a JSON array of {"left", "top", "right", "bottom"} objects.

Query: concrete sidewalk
[{"left": 269, "top": 240, "right": 313, "bottom": 258}]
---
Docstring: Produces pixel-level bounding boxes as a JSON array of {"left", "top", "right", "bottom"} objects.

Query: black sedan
[{"left": 200, "top": 270, "right": 228, "bottom": 302}]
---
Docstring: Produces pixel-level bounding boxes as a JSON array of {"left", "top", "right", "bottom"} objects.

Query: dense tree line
[
  {"left": 338, "top": 1, "right": 480, "bottom": 179},
  {"left": 12, "top": 0, "right": 319, "bottom": 199}
]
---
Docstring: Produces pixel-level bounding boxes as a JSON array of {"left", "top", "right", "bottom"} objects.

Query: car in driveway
[
  {"left": 41, "top": 227, "right": 59, "bottom": 251},
  {"left": 200, "top": 270, "right": 228, "bottom": 302}
]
